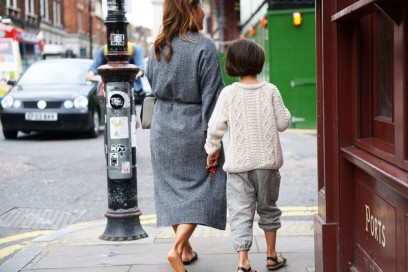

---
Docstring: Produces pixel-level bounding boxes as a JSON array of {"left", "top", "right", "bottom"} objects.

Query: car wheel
[
  {"left": 87, "top": 111, "right": 100, "bottom": 138},
  {"left": 3, "top": 130, "right": 18, "bottom": 139}
]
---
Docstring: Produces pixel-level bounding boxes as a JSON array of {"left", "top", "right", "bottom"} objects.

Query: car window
[{"left": 18, "top": 61, "right": 89, "bottom": 85}]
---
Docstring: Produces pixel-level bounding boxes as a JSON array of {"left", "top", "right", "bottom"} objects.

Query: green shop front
[{"left": 240, "top": 1, "right": 316, "bottom": 128}]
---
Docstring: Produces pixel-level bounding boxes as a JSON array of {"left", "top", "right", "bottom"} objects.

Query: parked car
[{"left": 0, "top": 58, "right": 105, "bottom": 139}]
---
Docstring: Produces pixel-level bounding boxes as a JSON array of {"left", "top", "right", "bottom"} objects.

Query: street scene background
[{"left": 0, "top": 105, "right": 317, "bottom": 265}]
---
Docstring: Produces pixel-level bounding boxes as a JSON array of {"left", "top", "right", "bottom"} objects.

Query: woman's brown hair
[
  {"left": 225, "top": 39, "right": 265, "bottom": 77},
  {"left": 154, "top": 0, "right": 201, "bottom": 62}
]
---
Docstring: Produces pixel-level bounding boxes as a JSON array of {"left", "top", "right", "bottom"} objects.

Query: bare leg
[
  {"left": 168, "top": 223, "right": 197, "bottom": 272},
  {"left": 265, "top": 231, "right": 285, "bottom": 266},
  {"left": 238, "top": 250, "right": 255, "bottom": 272},
  {"left": 172, "top": 225, "right": 195, "bottom": 262}
]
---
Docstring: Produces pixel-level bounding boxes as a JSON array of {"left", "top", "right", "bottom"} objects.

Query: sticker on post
[
  {"left": 107, "top": 1, "right": 118, "bottom": 11},
  {"left": 110, "top": 94, "right": 125, "bottom": 109},
  {"left": 110, "top": 153, "right": 118, "bottom": 167},
  {"left": 122, "top": 161, "right": 130, "bottom": 174},
  {"left": 110, "top": 34, "right": 125, "bottom": 46},
  {"left": 111, "top": 144, "right": 127, "bottom": 157},
  {"left": 110, "top": 117, "right": 129, "bottom": 139},
  {"left": 106, "top": 85, "right": 131, "bottom": 109}
]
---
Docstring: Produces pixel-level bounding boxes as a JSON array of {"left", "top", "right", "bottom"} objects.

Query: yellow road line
[
  {"left": 141, "top": 214, "right": 157, "bottom": 220},
  {"left": 282, "top": 211, "right": 317, "bottom": 216},
  {"left": 281, "top": 206, "right": 317, "bottom": 216},
  {"left": 141, "top": 214, "right": 157, "bottom": 225},
  {"left": 287, "top": 128, "right": 317, "bottom": 134},
  {"left": 0, "top": 244, "right": 24, "bottom": 260},
  {"left": 0, "top": 230, "right": 51, "bottom": 245},
  {"left": 281, "top": 206, "right": 317, "bottom": 211},
  {"left": 139, "top": 206, "right": 318, "bottom": 225}
]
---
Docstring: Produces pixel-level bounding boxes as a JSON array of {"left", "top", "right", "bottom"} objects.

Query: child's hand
[
  {"left": 207, "top": 149, "right": 221, "bottom": 168},
  {"left": 206, "top": 149, "right": 220, "bottom": 182}
]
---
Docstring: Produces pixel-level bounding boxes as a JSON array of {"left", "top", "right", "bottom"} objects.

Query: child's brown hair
[{"left": 225, "top": 39, "right": 265, "bottom": 77}]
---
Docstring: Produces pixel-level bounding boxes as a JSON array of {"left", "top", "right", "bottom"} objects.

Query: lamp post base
[{"left": 100, "top": 208, "right": 148, "bottom": 241}]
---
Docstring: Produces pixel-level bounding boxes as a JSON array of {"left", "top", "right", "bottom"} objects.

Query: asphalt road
[{"left": 0, "top": 114, "right": 155, "bottom": 234}]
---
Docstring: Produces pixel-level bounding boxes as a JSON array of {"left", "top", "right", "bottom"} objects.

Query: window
[
  {"left": 0, "top": 40, "right": 15, "bottom": 62},
  {"left": 40, "top": 0, "right": 50, "bottom": 20},
  {"left": 53, "top": 0, "right": 62, "bottom": 25},
  {"left": 80, "top": 47, "right": 87, "bottom": 58},
  {"left": 358, "top": 11, "right": 395, "bottom": 155},
  {"left": 371, "top": 12, "right": 394, "bottom": 147},
  {"left": 377, "top": 14, "right": 393, "bottom": 119},
  {"left": 19, "top": 42, "right": 42, "bottom": 72},
  {"left": 78, "top": 9, "right": 83, "bottom": 32},
  {"left": 56, "top": 0, "right": 61, "bottom": 25},
  {"left": 25, "top": 0, "right": 35, "bottom": 15},
  {"left": 6, "top": 0, "right": 18, "bottom": 8}
]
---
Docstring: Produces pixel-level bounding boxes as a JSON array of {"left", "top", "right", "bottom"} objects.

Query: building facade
[
  {"left": 39, "top": 0, "right": 66, "bottom": 57},
  {"left": 207, "top": 0, "right": 240, "bottom": 51},
  {"left": 0, "top": 0, "right": 106, "bottom": 59},
  {"left": 0, "top": 0, "right": 42, "bottom": 32},
  {"left": 315, "top": 0, "right": 408, "bottom": 271},
  {"left": 147, "top": 0, "right": 240, "bottom": 51},
  {"left": 63, "top": 0, "right": 105, "bottom": 59}
]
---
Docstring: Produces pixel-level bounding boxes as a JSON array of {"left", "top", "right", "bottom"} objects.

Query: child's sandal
[{"left": 266, "top": 255, "right": 287, "bottom": 270}]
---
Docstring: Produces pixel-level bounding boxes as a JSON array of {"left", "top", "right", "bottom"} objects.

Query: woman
[{"left": 146, "top": 0, "right": 227, "bottom": 271}]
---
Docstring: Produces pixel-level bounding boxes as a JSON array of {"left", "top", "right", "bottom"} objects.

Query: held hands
[
  {"left": 207, "top": 149, "right": 220, "bottom": 168},
  {"left": 206, "top": 149, "right": 221, "bottom": 180}
]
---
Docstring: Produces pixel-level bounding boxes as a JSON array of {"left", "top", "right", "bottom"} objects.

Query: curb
[{"left": 0, "top": 220, "right": 105, "bottom": 272}]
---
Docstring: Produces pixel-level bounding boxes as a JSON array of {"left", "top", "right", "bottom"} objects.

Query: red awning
[{"left": 0, "top": 24, "right": 39, "bottom": 44}]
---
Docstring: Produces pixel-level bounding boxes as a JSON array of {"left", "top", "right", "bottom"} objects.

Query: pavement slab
[{"left": 0, "top": 220, "right": 315, "bottom": 272}]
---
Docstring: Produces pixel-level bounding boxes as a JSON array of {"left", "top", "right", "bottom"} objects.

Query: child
[{"left": 205, "top": 39, "right": 291, "bottom": 272}]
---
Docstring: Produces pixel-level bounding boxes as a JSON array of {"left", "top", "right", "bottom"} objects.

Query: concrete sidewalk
[
  {"left": 0, "top": 219, "right": 315, "bottom": 272},
  {"left": 0, "top": 129, "right": 317, "bottom": 272}
]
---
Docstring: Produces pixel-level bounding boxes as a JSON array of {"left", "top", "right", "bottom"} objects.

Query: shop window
[
  {"left": 377, "top": 14, "right": 393, "bottom": 119},
  {"left": 372, "top": 12, "right": 394, "bottom": 148},
  {"left": 358, "top": 12, "right": 395, "bottom": 155},
  {"left": 80, "top": 47, "right": 87, "bottom": 58}
]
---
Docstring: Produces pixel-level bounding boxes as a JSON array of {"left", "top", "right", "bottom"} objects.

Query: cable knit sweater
[{"left": 205, "top": 81, "right": 291, "bottom": 173}]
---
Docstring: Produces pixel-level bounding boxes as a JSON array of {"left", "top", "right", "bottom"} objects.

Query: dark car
[{"left": 0, "top": 58, "right": 105, "bottom": 139}]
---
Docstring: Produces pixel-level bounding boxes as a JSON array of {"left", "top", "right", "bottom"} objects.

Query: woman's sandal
[
  {"left": 237, "top": 266, "right": 257, "bottom": 272},
  {"left": 182, "top": 251, "right": 198, "bottom": 265},
  {"left": 266, "top": 256, "right": 287, "bottom": 270}
]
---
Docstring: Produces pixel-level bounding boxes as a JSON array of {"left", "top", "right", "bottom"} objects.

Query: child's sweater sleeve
[
  {"left": 272, "top": 86, "right": 291, "bottom": 132},
  {"left": 205, "top": 90, "right": 229, "bottom": 155}
]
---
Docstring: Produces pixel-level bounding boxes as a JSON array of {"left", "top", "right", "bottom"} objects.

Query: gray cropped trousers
[{"left": 227, "top": 169, "right": 282, "bottom": 252}]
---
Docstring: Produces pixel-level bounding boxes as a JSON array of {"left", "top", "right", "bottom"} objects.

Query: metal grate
[
  {"left": 24, "top": 101, "right": 63, "bottom": 109},
  {"left": 0, "top": 208, "right": 87, "bottom": 230}
]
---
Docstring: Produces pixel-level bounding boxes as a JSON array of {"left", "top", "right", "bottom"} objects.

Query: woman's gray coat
[{"left": 146, "top": 33, "right": 227, "bottom": 230}]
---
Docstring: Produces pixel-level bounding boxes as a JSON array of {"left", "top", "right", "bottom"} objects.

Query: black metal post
[{"left": 98, "top": 0, "right": 147, "bottom": 241}]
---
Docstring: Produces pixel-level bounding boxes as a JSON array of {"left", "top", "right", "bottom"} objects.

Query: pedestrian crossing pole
[{"left": 98, "top": 0, "right": 147, "bottom": 241}]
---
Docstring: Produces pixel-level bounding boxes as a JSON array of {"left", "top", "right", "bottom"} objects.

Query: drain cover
[{"left": 0, "top": 208, "right": 87, "bottom": 230}]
